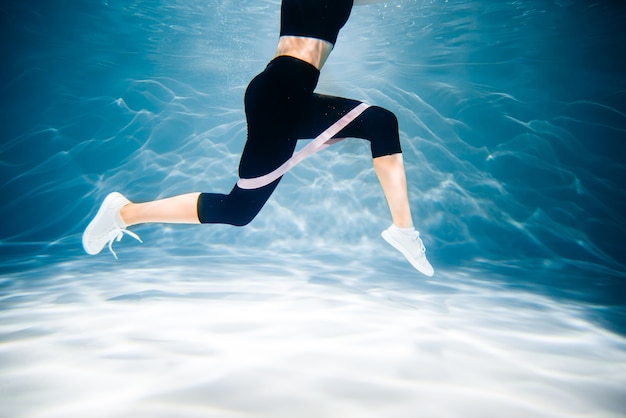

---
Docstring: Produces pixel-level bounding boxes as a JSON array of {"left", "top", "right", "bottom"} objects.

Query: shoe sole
[{"left": 381, "top": 230, "right": 434, "bottom": 277}]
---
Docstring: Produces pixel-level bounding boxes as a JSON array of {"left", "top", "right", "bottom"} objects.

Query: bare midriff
[{"left": 275, "top": 36, "right": 334, "bottom": 70}]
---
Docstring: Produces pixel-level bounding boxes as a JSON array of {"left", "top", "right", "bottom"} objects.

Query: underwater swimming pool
[{"left": 1, "top": 0, "right": 625, "bottom": 416}]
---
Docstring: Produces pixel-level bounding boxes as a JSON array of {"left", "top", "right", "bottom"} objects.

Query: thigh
[
  {"left": 238, "top": 129, "right": 297, "bottom": 179},
  {"left": 239, "top": 70, "right": 307, "bottom": 179},
  {"left": 239, "top": 93, "right": 358, "bottom": 179},
  {"left": 239, "top": 98, "right": 297, "bottom": 180},
  {"left": 292, "top": 94, "right": 364, "bottom": 140},
  {"left": 294, "top": 94, "right": 402, "bottom": 157}
]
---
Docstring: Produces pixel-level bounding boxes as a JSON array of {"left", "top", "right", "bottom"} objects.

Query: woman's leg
[
  {"left": 120, "top": 57, "right": 305, "bottom": 229},
  {"left": 83, "top": 182, "right": 280, "bottom": 257},
  {"left": 83, "top": 57, "right": 313, "bottom": 257},
  {"left": 292, "top": 94, "right": 433, "bottom": 275},
  {"left": 294, "top": 95, "right": 415, "bottom": 227},
  {"left": 119, "top": 179, "right": 282, "bottom": 228}
]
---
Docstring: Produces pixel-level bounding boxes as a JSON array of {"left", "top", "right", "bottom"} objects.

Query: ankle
[
  {"left": 389, "top": 224, "right": 415, "bottom": 237},
  {"left": 118, "top": 203, "right": 132, "bottom": 227}
]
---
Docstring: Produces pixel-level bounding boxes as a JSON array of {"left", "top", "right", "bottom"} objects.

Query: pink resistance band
[{"left": 237, "top": 102, "right": 371, "bottom": 189}]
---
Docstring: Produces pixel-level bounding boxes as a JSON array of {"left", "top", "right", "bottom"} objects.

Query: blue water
[{"left": 2, "top": 0, "right": 625, "bottom": 416}]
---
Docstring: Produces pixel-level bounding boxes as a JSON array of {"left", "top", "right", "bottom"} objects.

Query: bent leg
[
  {"left": 294, "top": 94, "right": 413, "bottom": 227},
  {"left": 293, "top": 95, "right": 433, "bottom": 276}
]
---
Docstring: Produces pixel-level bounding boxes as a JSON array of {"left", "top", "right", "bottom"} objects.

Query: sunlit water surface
[{"left": 1, "top": 0, "right": 625, "bottom": 417}]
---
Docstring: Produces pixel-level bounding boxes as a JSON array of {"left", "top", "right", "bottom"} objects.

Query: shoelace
[
  {"left": 108, "top": 228, "right": 142, "bottom": 259},
  {"left": 412, "top": 232, "right": 426, "bottom": 254}
]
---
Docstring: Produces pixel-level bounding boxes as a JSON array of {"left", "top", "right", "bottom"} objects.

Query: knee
[
  {"left": 227, "top": 188, "right": 270, "bottom": 227},
  {"left": 197, "top": 190, "right": 264, "bottom": 226},
  {"left": 365, "top": 106, "right": 399, "bottom": 133},
  {"left": 231, "top": 211, "right": 257, "bottom": 227},
  {"left": 362, "top": 106, "right": 401, "bottom": 157}
]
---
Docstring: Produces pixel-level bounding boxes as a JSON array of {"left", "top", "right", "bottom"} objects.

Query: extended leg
[
  {"left": 82, "top": 183, "right": 277, "bottom": 258},
  {"left": 119, "top": 180, "right": 280, "bottom": 228}
]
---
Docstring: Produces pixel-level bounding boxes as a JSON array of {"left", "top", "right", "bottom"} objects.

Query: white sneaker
[
  {"left": 82, "top": 192, "right": 142, "bottom": 259},
  {"left": 381, "top": 225, "right": 434, "bottom": 276}
]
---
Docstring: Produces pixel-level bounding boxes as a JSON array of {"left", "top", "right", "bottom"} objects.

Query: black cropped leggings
[{"left": 198, "top": 56, "right": 402, "bottom": 226}]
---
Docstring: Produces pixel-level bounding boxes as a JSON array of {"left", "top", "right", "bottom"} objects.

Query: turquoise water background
[{"left": 2, "top": 1, "right": 625, "bottom": 417}]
